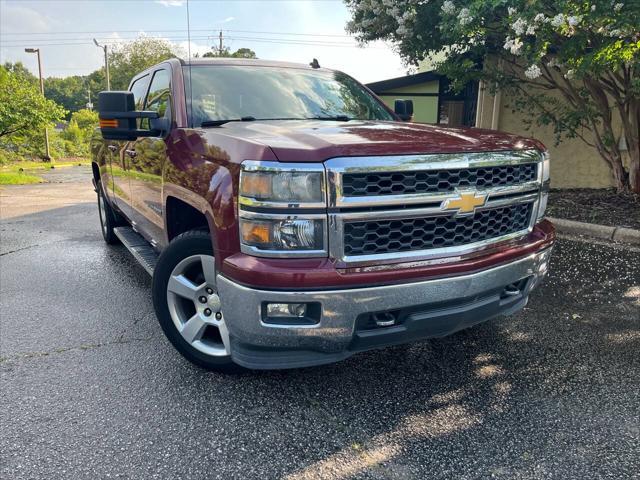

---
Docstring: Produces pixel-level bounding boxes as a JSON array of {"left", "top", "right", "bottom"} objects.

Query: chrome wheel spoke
[
  {"left": 200, "top": 254, "right": 217, "bottom": 288},
  {"left": 180, "top": 314, "right": 207, "bottom": 344},
  {"left": 167, "top": 274, "right": 199, "bottom": 301}
]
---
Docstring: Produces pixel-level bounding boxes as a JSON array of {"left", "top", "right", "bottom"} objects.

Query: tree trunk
[
  {"left": 625, "top": 100, "right": 640, "bottom": 194},
  {"left": 591, "top": 136, "right": 629, "bottom": 192},
  {"left": 607, "top": 152, "right": 630, "bottom": 192},
  {"left": 629, "top": 147, "right": 640, "bottom": 194}
]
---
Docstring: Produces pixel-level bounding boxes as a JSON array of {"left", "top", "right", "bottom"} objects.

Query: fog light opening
[
  {"left": 500, "top": 278, "right": 530, "bottom": 300},
  {"left": 267, "top": 303, "right": 307, "bottom": 318},
  {"left": 372, "top": 312, "right": 397, "bottom": 327}
]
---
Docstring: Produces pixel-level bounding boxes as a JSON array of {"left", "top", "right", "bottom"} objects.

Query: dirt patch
[
  {"left": 547, "top": 188, "right": 640, "bottom": 230},
  {"left": 37, "top": 165, "right": 93, "bottom": 184},
  {"left": 0, "top": 167, "right": 94, "bottom": 220}
]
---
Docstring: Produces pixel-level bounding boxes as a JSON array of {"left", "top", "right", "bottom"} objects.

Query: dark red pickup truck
[{"left": 92, "top": 58, "right": 555, "bottom": 371}]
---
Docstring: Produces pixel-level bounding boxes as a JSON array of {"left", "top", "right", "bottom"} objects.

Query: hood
[{"left": 207, "top": 120, "right": 544, "bottom": 163}]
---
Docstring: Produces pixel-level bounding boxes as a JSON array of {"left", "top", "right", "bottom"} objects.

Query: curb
[{"left": 547, "top": 217, "right": 640, "bottom": 246}]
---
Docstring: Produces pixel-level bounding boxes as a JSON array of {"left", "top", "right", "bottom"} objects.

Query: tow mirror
[
  {"left": 98, "top": 91, "right": 160, "bottom": 141},
  {"left": 394, "top": 99, "right": 414, "bottom": 122}
]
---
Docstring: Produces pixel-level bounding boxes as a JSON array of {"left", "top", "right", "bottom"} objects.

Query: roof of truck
[{"left": 177, "top": 57, "right": 333, "bottom": 72}]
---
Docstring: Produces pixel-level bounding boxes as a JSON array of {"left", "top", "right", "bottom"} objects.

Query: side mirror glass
[
  {"left": 394, "top": 99, "right": 414, "bottom": 122},
  {"left": 150, "top": 116, "right": 171, "bottom": 133},
  {"left": 98, "top": 91, "right": 160, "bottom": 141}
]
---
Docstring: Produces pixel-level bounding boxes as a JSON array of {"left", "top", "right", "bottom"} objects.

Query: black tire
[
  {"left": 152, "top": 230, "right": 240, "bottom": 372},
  {"left": 97, "top": 182, "right": 121, "bottom": 245}
]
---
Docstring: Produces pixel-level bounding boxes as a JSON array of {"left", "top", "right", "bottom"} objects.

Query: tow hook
[{"left": 502, "top": 284, "right": 521, "bottom": 296}]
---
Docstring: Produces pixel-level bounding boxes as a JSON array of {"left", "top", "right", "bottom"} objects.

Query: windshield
[{"left": 184, "top": 65, "right": 394, "bottom": 126}]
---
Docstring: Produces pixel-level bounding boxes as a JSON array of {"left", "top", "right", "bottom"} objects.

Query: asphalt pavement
[{"left": 1, "top": 168, "right": 639, "bottom": 479}]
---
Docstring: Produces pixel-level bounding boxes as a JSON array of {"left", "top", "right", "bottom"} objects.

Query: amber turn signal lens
[
  {"left": 241, "top": 221, "right": 271, "bottom": 245},
  {"left": 99, "top": 119, "right": 119, "bottom": 128},
  {"left": 240, "top": 172, "right": 272, "bottom": 199}
]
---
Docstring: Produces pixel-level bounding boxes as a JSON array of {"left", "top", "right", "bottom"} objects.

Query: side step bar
[{"left": 113, "top": 227, "right": 159, "bottom": 275}]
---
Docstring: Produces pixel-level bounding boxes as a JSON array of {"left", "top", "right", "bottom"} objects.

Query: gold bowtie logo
[{"left": 442, "top": 191, "right": 488, "bottom": 216}]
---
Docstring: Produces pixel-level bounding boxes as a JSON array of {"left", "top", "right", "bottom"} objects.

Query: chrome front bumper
[{"left": 216, "top": 247, "right": 552, "bottom": 369}]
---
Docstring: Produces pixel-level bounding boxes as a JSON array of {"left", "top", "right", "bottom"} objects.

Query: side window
[
  {"left": 129, "top": 75, "right": 150, "bottom": 128},
  {"left": 142, "top": 69, "right": 171, "bottom": 131}
]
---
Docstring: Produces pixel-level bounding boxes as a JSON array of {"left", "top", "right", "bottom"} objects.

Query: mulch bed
[{"left": 547, "top": 188, "right": 640, "bottom": 230}]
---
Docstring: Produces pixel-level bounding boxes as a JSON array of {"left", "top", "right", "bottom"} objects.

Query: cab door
[
  {"left": 126, "top": 68, "right": 172, "bottom": 247},
  {"left": 110, "top": 74, "right": 150, "bottom": 224}
]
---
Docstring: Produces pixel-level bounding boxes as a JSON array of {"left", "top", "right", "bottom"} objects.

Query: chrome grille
[
  {"left": 342, "top": 163, "right": 537, "bottom": 197},
  {"left": 343, "top": 203, "right": 533, "bottom": 256},
  {"left": 325, "top": 150, "right": 543, "bottom": 265}
]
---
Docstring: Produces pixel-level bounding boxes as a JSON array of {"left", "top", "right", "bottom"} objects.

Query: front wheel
[{"left": 152, "top": 231, "right": 238, "bottom": 372}]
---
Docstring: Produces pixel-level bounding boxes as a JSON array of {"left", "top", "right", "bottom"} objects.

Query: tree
[
  {"left": 45, "top": 76, "right": 91, "bottom": 116},
  {"left": 3, "top": 62, "right": 38, "bottom": 86},
  {"left": 108, "top": 37, "right": 183, "bottom": 90},
  {"left": 70, "top": 109, "right": 99, "bottom": 132},
  {"left": 0, "top": 66, "right": 66, "bottom": 140},
  {"left": 202, "top": 47, "right": 257, "bottom": 59},
  {"left": 345, "top": 0, "right": 640, "bottom": 193},
  {"left": 59, "top": 109, "right": 99, "bottom": 156}
]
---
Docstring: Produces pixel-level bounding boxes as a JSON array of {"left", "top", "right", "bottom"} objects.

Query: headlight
[
  {"left": 240, "top": 216, "right": 325, "bottom": 253},
  {"left": 240, "top": 163, "right": 325, "bottom": 205},
  {"left": 239, "top": 161, "right": 328, "bottom": 257},
  {"left": 537, "top": 151, "right": 550, "bottom": 221}
]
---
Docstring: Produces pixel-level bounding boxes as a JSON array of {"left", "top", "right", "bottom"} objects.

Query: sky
[{"left": 0, "top": 0, "right": 409, "bottom": 84}]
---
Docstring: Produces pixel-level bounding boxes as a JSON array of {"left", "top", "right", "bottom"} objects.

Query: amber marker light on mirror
[{"left": 99, "top": 119, "right": 119, "bottom": 128}]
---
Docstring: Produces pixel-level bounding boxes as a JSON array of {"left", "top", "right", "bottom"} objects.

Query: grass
[
  {"left": 0, "top": 158, "right": 90, "bottom": 185},
  {"left": 0, "top": 171, "right": 43, "bottom": 185},
  {"left": 0, "top": 159, "right": 90, "bottom": 172}
]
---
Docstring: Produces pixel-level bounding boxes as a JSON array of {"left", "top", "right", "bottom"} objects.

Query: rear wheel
[
  {"left": 152, "top": 231, "right": 237, "bottom": 372},
  {"left": 97, "top": 183, "right": 120, "bottom": 244}
]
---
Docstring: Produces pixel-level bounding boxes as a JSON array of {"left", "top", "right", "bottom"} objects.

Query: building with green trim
[
  {"left": 367, "top": 70, "right": 622, "bottom": 189},
  {"left": 367, "top": 71, "right": 478, "bottom": 127}
]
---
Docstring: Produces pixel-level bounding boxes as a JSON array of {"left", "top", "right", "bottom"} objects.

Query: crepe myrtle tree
[{"left": 345, "top": 0, "right": 640, "bottom": 193}]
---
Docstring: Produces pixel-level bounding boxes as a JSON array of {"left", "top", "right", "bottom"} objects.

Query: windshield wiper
[
  {"left": 200, "top": 116, "right": 352, "bottom": 127},
  {"left": 306, "top": 115, "right": 351, "bottom": 122},
  {"left": 200, "top": 116, "right": 256, "bottom": 127}
]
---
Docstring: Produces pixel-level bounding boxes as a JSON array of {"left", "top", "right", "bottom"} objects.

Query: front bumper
[{"left": 216, "top": 247, "right": 553, "bottom": 369}]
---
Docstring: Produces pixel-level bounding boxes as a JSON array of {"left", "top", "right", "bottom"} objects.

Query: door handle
[
  {"left": 107, "top": 145, "right": 117, "bottom": 153},
  {"left": 125, "top": 149, "right": 137, "bottom": 158}
]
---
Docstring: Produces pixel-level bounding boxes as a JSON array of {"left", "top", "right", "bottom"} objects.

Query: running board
[{"left": 113, "top": 227, "right": 159, "bottom": 275}]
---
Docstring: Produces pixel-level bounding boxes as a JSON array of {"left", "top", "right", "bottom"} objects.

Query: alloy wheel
[{"left": 166, "top": 254, "right": 230, "bottom": 357}]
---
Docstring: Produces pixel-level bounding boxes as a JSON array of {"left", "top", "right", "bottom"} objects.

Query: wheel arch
[
  {"left": 91, "top": 161, "right": 101, "bottom": 189},
  {"left": 165, "top": 195, "right": 212, "bottom": 242}
]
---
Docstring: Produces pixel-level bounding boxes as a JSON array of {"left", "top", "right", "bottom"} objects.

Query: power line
[
  {"left": 1, "top": 28, "right": 353, "bottom": 38},
  {"left": 1, "top": 35, "right": 373, "bottom": 49},
  {"left": 2, "top": 35, "right": 360, "bottom": 46}
]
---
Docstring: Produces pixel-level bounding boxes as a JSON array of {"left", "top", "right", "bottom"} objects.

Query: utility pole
[
  {"left": 93, "top": 39, "right": 110, "bottom": 90},
  {"left": 24, "top": 48, "right": 51, "bottom": 162},
  {"left": 219, "top": 30, "right": 224, "bottom": 55},
  {"left": 86, "top": 85, "right": 93, "bottom": 110}
]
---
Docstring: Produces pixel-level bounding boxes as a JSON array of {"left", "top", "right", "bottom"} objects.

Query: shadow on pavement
[{"left": 1, "top": 201, "right": 638, "bottom": 479}]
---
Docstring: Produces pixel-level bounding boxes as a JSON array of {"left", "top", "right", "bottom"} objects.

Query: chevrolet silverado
[{"left": 92, "top": 58, "right": 555, "bottom": 371}]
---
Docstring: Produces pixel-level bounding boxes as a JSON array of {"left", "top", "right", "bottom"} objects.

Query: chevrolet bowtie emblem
[{"left": 442, "top": 191, "right": 488, "bottom": 216}]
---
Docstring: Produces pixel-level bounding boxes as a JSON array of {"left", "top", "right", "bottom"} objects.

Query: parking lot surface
[{"left": 1, "top": 169, "right": 639, "bottom": 479}]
